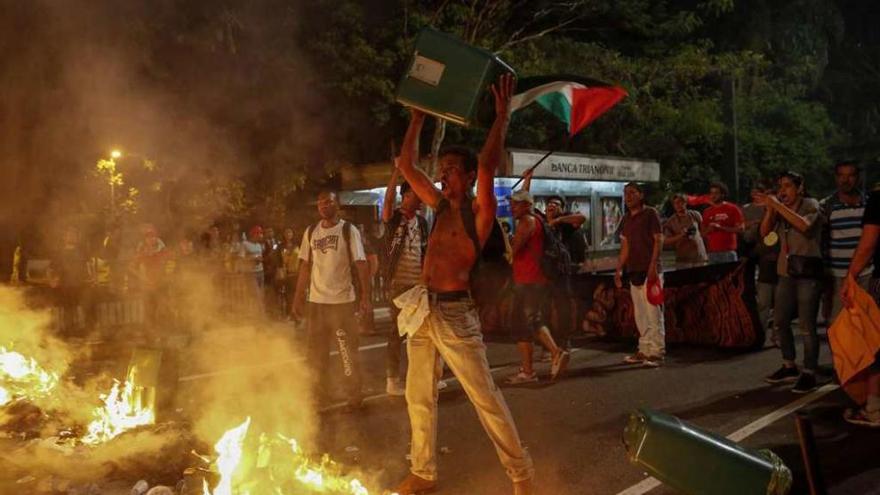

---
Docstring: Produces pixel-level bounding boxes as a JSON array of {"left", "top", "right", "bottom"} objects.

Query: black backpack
[
  {"left": 536, "top": 215, "right": 573, "bottom": 283},
  {"left": 434, "top": 198, "right": 512, "bottom": 306},
  {"left": 564, "top": 227, "right": 589, "bottom": 264}
]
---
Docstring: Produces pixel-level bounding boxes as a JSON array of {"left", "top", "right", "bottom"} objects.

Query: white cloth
[
  {"left": 393, "top": 285, "right": 429, "bottom": 337},
  {"left": 298, "top": 221, "right": 366, "bottom": 304}
]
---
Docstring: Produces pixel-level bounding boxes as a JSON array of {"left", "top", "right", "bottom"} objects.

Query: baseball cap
[{"left": 510, "top": 190, "right": 534, "bottom": 204}]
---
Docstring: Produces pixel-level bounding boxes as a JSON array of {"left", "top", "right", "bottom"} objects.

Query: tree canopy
[{"left": 0, "top": 0, "right": 875, "bottom": 237}]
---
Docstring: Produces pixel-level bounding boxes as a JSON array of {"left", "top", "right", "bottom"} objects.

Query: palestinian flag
[{"left": 510, "top": 76, "right": 627, "bottom": 136}]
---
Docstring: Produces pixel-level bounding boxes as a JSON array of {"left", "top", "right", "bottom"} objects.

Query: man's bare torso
[{"left": 422, "top": 200, "right": 477, "bottom": 291}]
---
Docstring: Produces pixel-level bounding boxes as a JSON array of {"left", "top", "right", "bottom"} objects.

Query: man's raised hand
[{"left": 491, "top": 73, "right": 516, "bottom": 120}]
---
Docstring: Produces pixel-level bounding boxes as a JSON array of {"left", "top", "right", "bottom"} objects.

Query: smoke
[
  {"left": 174, "top": 268, "right": 317, "bottom": 447},
  {"left": 0, "top": 0, "right": 328, "bottom": 256}
]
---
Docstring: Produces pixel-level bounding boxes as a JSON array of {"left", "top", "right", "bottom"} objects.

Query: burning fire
[
  {"left": 201, "top": 418, "right": 395, "bottom": 495},
  {"left": 81, "top": 366, "right": 155, "bottom": 444},
  {"left": 0, "top": 346, "right": 59, "bottom": 406}
]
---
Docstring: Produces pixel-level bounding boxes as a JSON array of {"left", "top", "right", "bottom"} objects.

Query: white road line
[
  {"left": 177, "top": 342, "right": 388, "bottom": 382},
  {"left": 615, "top": 383, "right": 839, "bottom": 495}
]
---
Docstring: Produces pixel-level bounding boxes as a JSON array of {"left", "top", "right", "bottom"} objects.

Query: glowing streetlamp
[{"left": 110, "top": 149, "right": 122, "bottom": 159}]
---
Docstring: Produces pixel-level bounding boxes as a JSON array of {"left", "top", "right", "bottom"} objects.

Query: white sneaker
[
  {"left": 386, "top": 377, "right": 405, "bottom": 396},
  {"left": 505, "top": 370, "right": 538, "bottom": 385},
  {"left": 844, "top": 407, "right": 880, "bottom": 428}
]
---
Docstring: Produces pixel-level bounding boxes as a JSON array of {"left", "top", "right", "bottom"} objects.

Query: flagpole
[
  {"left": 510, "top": 148, "right": 555, "bottom": 189},
  {"left": 510, "top": 135, "right": 571, "bottom": 190}
]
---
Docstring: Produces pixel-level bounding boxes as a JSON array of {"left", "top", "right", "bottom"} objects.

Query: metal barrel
[{"left": 623, "top": 408, "right": 792, "bottom": 495}]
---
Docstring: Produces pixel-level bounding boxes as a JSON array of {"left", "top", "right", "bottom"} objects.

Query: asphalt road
[
  {"left": 3, "top": 312, "right": 877, "bottom": 495},
  {"left": 172, "top": 314, "right": 877, "bottom": 495}
]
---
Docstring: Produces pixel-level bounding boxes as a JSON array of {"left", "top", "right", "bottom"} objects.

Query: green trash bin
[
  {"left": 396, "top": 27, "right": 515, "bottom": 128},
  {"left": 623, "top": 408, "right": 792, "bottom": 495}
]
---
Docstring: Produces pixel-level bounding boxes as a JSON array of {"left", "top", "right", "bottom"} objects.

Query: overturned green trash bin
[{"left": 623, "top": 408, "right": 792, "bottom": 495}]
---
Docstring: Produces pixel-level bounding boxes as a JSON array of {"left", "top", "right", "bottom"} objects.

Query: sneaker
[
  {"left": 642, "top": 355, "right": 664, "bottom": 368},
  {"left": 505, "top": 369, "right": 538, "bottom": 385},
  {"left": 843, "top": 407, "right": 880, "bottom": 428},
  {"left": 550, "top": 351, "right": 571, "bottom": 380},
  {"left": 623, "top": 352, "right": 648, "bottom": 364},
  {"left": 764, "top": 365, "right": 799, "bottom": 384},
  {"left": 791, "top": 373, "right": 818, "bottom": 394},
  {"left": 386, "top": 377, "right": 405, "bottom": 397}
]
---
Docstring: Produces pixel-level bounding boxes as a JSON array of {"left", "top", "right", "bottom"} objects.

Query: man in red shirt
[
  {"left": 701, "top": 182, "right": 745, "bottom": 263},
  {"left": 506, "top": 190, "right": 570, "bottom": 384}
]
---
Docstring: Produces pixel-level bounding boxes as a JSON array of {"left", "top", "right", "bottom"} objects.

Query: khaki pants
[
  {"left": 405, "top": 296, "right": 533, "bottom": 482},
  {"left": 630, "top": 276, "right": 666, "bottom": 357}
]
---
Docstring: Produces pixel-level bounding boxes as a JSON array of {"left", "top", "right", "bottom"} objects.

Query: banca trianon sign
[{"left": 507, "top": 149, "right": 660, "bottom": 182}]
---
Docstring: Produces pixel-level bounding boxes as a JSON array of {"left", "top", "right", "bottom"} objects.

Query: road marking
[
  {"left": 615, "top": 383, "right": 839, "bottom": 495},
  {"left": 177, "top": 342, "right": 388, "bottom": 382}
]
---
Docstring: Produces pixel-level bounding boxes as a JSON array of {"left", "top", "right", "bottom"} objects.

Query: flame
[
  {"left": 0, "top": 346, "right": 59, "bottom": 405},
  {"left": 202, "top": 420, "right": 392, "bottom": 495},
  {"left": 81, "top": 366, "right": 155, "bottom": 444},
  {"left": 203, "top": 417, "right": 251, "bottom": 495}
]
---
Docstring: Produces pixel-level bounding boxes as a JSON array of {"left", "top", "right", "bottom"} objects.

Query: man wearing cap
[
  {"left": 506, "top": 189, "right": 570, "bottom": 384},
  {"left": 240, "top": 225, "right": 265, "bottom": 287},
  {"left": 615, "top": 182, "right": 665, "bottom": 367}
]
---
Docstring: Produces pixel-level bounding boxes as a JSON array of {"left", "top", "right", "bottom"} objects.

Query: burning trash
[
  {"left": 81, "top": 365, "right": 156, "bottom": 445},
  {"left": 0, "top": 346, "right": 59, "bottom": 406},
  {"left": 199, "top": 417, "right": 394, "bottom": 495}
]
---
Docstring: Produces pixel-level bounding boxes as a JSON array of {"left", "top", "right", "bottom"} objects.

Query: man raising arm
[{"left": 392, "top": 74, "right": 535, "bottom": 495}]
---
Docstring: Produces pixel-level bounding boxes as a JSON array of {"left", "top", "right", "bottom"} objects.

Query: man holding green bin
[{"left": 391, "top": 73, "right": 534, "bottom": 495}]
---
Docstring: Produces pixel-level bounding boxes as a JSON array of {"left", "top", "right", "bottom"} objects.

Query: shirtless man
[{"left": 392, "top": 74, "right": 534, "bottom": 495}]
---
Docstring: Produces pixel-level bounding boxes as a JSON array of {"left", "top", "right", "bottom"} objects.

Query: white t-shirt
[
  {"left": 299, "top": 221, "right": 366, "bottom": 304},
  {"left": 239, "top": 240, "right": 264, "bottom": 272}
]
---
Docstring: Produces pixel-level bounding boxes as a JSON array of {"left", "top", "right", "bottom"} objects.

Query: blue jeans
[
  {"left": 757, "top": 281, "right": 776, "bottom": 343},
  {"left": 774, "top": 276, "right": 822, "bottom": 371}
]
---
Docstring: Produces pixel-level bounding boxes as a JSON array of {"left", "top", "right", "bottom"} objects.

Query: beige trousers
[{"left": 405, "top": 297, "right": 534, "bottom": 482}]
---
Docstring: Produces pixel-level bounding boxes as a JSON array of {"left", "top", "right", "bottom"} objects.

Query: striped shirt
[
  {"left": 391, "top": 216, "right": 423, "bottom": 287},
  {"left": 823, "top": 193, "right": 873, "bottom": 277}
]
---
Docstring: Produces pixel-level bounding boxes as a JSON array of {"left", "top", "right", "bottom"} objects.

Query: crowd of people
[
  {"left": 8, "top": 74, "right": 880, "bottom": 494},
  {"left": 612, "top": 161, "right": 880, "bottom": 429}
]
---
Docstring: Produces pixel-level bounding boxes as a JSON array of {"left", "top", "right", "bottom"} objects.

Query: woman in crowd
[{"left": 755, "top": 171, "right": 824, "bottom": 394}]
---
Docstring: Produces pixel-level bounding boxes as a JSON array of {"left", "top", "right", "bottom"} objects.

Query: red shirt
[
  {"left": 702, "top": 201, "right": 743, "bottom": 253},
  {"left": 513, "top": 215, "right": 548, "bottom": 285}
]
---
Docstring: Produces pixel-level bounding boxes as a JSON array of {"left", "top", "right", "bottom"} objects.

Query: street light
[{"left": 110, "top": 149, "right": 122, "bottom": 159}]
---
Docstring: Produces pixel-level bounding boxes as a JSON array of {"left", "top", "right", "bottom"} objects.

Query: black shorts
[{"left": 512, "top": 284, "right": 550, "bottom": 343}]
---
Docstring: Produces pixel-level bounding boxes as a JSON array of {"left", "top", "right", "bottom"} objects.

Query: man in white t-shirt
[{"left": 292, "top": 191, "right": 371, "bottom": 411}]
